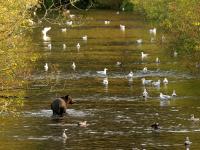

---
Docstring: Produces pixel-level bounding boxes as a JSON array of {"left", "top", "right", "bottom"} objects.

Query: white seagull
[
  {"left": 120, "top": 25, "right": 125, "bottom": 31},
  {"left": 97, "top": 68, "right": 108, "bottom": 76},
  {"left": 63, "top": 44, "right": 66, "bottom": 49},
  {"left": 184, "top": 136, "right": 192, "bottom": 150},
  {"left": 141, "top": 52, "right": 149, "bottom": 58},
  {"left": 128, "top": 71, "right": 133, "bottom": 78},
  {"left": 66, "top": 21, "right": 73, "bottom": 26},
  {"left": 143, "top": 88, "right": 148, "bottom": 99},
  {"left": 71, "top": 62, "right": 76, "bottom": 71},
  {"left": 156, "top": 57, "right": 160, "bottom": 63},
  {"left": 141, "top": 78, "right": 152, "bottom": 85},
  {"left": 163, "top": 78, "right": 168, "bottom": 84},
  {"left": 61, "top": 28, "right": 67, "bottom": 32},
  {"left": 104, "top": 20, "right": 110, "bottom": 24},
  {"left": 76, "top": 43, "right": 80, "bottom": 50},
  {"left": 62, "top": 129, "right": 68, "bottom": 139},
  {"left": 82, "top": 35, "right": 87, "bottom": 41},
  {"left": 149, "top": 28, "right": 156, "bottom": 35},
  {"left": 172, "top": 90, "right": 177, "bottom": 97},
  {"left": 136, "top": 39, "right": 143, "bottom": 44},
  {"left": 44, "top": 63, "right": 48, "bottom": 71},
  {"left": 160, "top": 93, "right": 171, "bottom": 100},
  {"left": 190, "top": 114, "right": 199, "bottom": 121},
  {"left": 78, "top": 121, "right": 87, "bottom": 127},
  {"left": 143, "top": 67, "right": 148, "bottom": 73},
  {"left": 42, "top": 27, "right": 51, "bottom": 41},
  {"left": 152, "top": 80, "right": 161, "bottom": 87}
]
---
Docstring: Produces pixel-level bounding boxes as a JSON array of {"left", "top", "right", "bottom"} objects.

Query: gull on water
[
  {"left": 71, "top": 62, "right": 76, "bottom": 71},
  {"left": 44, "top": 63, "right": 48, "bottom": 71},
  {"left": 47, "top": 43, "right": 52, "bottom": 50},
  {"left": 174, "top": 51, "right": 178, "bottom": 57},
  {"left": 103, "top": 78, "right": 108, "bottom": 86},
  {"left": 116, "top": 61, "right": 122, "bottom": 66},
  {"left": 184, "top": 136, "right": 192, "bottom": 150},
  {"left": 69, "top": 14, "right": 75, "bottom": 19},
  {"left": 63, "top": 44, "right": 66, "bottom": 49},
  {"left": 141, "top": 78, "right": 152, "bottom": 85},
  {"left": 120, "top": 25, "right": 125, "bottom": 31},
  {"left": 163, "top": 78, "right": 168, "bottom": 84},
  {"left": 42, "top": 27, "right": 51, "bottom": 35},
  {"left": 141, "top": 52, "right": 149, "bottom": 58},
  {"left": 152, "top": 80, "right": 161, "bottom": 87},
  {"left": 149, "top": 27, "right": 156, "bottom": 35},
  {"left": 172, "top": 90, "right": 177, "bottom": 97},
  {"left": 66, "top": 21, "right": 73, "bottom": 26},
  {"left": 143, "top": 67, "right": 148, "bottom": 73},
  {"left": 143, "top": 88, "right": 148, "bottom": 99},
  {"left": 136, "top": 39, "right": 143, "bottom": 44},
  {"left": 128, "top": 71, "right": 133, "bottom": 78},
  {"left": 190, "top": 114, "right": 199, "bottom": 121},
  {"left": 76, "top": 43, "right": 80, "bottom": 50},
  {"left": 156, "top": 57, "right": 160, "bottom": 63},
  {"left": 97, "top": 68, "right": 108, "bottom": 76},
  {"left": 82, "top": 35, "right": 87, "bottom": 41},
  {"left": 62, "top": 129, "right": 68, "bottom": 139},
  {"left": 61, "top": 28, "right": 67, "bottom": 32},
  {"left": 42, "top": 27, "right": 51, "bottom": 41},
  {"left": 78, "top": 121, "right": 87, "bottom": 127},
  {"left": 160, "top": 93, "right": 171, "bottom": 100},
  {"left": 104, "top": 20, "right": 110, "bottom": 24}
]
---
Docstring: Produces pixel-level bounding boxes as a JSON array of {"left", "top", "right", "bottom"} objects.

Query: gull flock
[{"left": 41, "top": 16, "right": 178, "bottom": 102}]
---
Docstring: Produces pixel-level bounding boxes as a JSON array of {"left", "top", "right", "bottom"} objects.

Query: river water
[{"left": 1, "top": 10, "right": 200, "bottom": 150}]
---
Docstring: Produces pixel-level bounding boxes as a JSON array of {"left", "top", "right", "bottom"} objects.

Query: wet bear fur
[{"left": 51, "top": 95, "right": 74, "bottom": 117}]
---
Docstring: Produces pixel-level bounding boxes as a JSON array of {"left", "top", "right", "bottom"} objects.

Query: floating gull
[
  {"left": 71, "top": 62, "right": 76, "bottom": 71},
  {"left": 61, "top": 28, "right": 67, "bottom": 32},
  {"left": 120, "top": 25, "right": 125, "bottom": 31},
  {"left": 163, "top": 78, "right": 168, "bottom": 84},
  {"left": 141, "top": 78, "right": 152, "bottom": 85},
  {"left": 78, "top": 121, "right": 87, "bottom": 127},
  {"left": 149, "top": 27, "right": 156, "bottom": 35},
  {"left": 136, "top": 39, "right": 143, "bottom": 44},
  {"left": 143, "top": 88, "right": 148, "bottom": 99},
  {"left": 160, "top": 93, "right": 171, "bottom": 100},
  {"left": 97, "top": 68, "right": 107, "bottom": 76},
  {"left": 141, "top": 52, "right": 149, "bottom": 58},
  {"left": 116, "top": 61, "right": 122, "bottom": 66},
  {"left": 76, "top": 43, "right": 80, "bottom": 50},
  {"left": 190, "top": 114, "right": 199, "bottom": 121},
  {"left": 143, "top": 67, "right": 148, "bottom": 73},
  {"left": 44, "top": 63, "right": 48, "bottom": 71},
  {"left": 82, "top": 35, "right": 87, "bottom": 41},
  {"left": 62, "top": 129, "right": 68, "bottom": 139},
  {"left": 184, "top": 136, "right": 192, "bottom": 150},
  {"left": 104, "top": 20, "right": 110, "bottom": 24},
  {"left": 66, "top": 21, "right": 72, "bottom": 26},
  {"left": 156, "top": 57, "right": 160, "bottom": 63},
  {"left": 63, "top": 44, "right": 66, "bottom": 50},
  {"left": 172, "top": 90, "right": 177, "bottom": 97},
  {"left": 128, "top": 71, "right": 133, "bottom": 78},
  {"left": 42, "top": 27, "right": 51, "bottom": 41},
  {"left": 47, "top": 43, "right": 52, "bottom": 50},
  {"left": 152, "top": 80, "right": 161, "bottom": 87}
]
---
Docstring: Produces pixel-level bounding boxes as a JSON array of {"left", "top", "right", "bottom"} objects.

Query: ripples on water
[{"left": 1, "top": 10, "right": 200, "bottom": 150}]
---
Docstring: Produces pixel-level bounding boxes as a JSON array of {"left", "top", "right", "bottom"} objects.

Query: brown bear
[{"left": 51, "top": 95, "right": 74, "bottom": 117}]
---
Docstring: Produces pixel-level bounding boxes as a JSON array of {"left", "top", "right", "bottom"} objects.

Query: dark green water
[{"left": 0, "top": 10, "right": 200, "bottom": 150}]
